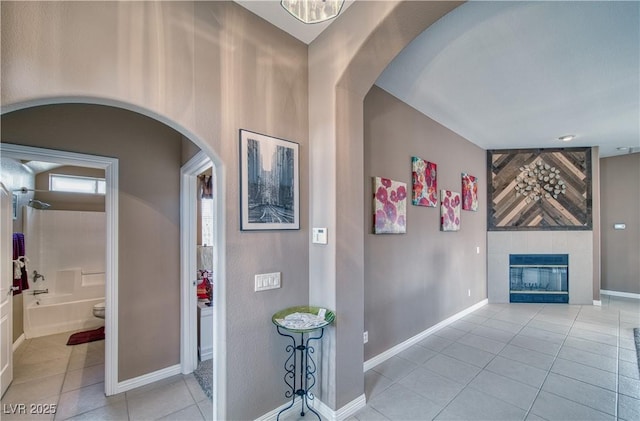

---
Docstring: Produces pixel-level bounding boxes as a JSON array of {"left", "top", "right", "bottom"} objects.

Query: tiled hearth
[{"left": 488, "top": 231, "right": 594, "bottom": 304}]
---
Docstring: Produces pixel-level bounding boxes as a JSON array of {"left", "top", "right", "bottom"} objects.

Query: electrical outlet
[
  {"left": 363, "top": 331, "right": 369, "bottom": 344},
  {"left": 255, "top": 272, "right": 281, "bottom": 291},
  {"left": 476, "top": 246, "right": 480, "bottom": 254},
  {"left": 468, "top": 289, "right": 471, "bottom": 297}
]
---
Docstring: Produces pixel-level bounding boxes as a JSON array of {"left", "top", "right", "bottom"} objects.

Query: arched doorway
[{"left": 1, "top": 100, "right": 225, "bottom": 417}]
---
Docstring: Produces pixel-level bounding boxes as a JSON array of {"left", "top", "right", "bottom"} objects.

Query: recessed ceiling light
[
  {"left": 558, "top": 135, "right": 575, "bottom": 142},
  {"left": 617, "top": 147, "right": 629, "bottom": 151}
]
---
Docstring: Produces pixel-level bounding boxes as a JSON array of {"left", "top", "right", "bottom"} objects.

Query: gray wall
[
  {"left": 2, "top": 104, "right": 183, "bottom": 381},
  {"left": 1, "top": 2, "right": 309, "bottom": 418},
  {"left": 205, "top": 4, "right": 310, "bottom": 417},
  {"left": 363, "top": 86, "right": 487, "bottom": 360},
  {"left": 600, "top": 153, "right": 640, "bottom": 294}
]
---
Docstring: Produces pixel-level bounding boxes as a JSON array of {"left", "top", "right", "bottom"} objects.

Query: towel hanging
[{"left": 12, "top": 233, "right": 29, "bottom": 294}]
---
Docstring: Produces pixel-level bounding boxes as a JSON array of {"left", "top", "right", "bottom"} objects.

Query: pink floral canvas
[
  {"left": 412, "top": 157, "right": 437, "bottom": 207},
  {"left": 461, "top": 173, "right": 478, "bottom": 211},
  {"left": 440, "top": 190, "right": 461, "bottom": 231},
  {"left": 373, "top": 177, "right": 407, "bottom": 234}
]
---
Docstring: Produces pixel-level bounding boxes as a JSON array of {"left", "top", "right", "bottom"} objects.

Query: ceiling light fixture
[
  {"left": 281, "top": 0, "right": 345, "bottom": 24},
  {"left": 617, "top": 147, "right": 629, "bottom": 151},
  {"left": 558, "top": 134, "right": 575, "bottom": 142}
]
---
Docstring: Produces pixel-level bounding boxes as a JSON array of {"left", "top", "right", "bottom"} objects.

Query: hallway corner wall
[
  {"left": 363, "top": 85, "right": 487, "bottom": 361},
  {"left": 600, "top": 152, "right": 640, "bottom": 294}
]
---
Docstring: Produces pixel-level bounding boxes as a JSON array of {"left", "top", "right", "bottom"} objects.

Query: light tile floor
[
  {"left": 4, "top": 297, "right": 638, "bottom": 421},
  {"left": 1, "top": 330, "right": 212, "bottom": 420},
  {"left": 347, "top": 295, "right": 640, "bottom": 421}
]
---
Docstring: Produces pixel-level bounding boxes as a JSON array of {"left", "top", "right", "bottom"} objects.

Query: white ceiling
[{"left": 237, "top": 1, "right": 640, "bottom": 158}]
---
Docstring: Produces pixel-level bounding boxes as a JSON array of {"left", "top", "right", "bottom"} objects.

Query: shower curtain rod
[{"left": 13, "top": 187, "right": 49, "bottom": 194}]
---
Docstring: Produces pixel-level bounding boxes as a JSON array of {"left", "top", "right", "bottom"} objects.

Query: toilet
[{"left": 93, "top": 302, "right": 105, "bottom": 319}]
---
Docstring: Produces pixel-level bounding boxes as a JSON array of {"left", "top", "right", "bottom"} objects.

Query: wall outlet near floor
[
  {"left": 363, "top": 331, "right": 369, "bottom": 344},
  {"left": 254, "top": 272, "right": 281, "bottom": 291}
]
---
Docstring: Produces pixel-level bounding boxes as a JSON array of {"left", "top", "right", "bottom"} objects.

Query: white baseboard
[
  {"left": 257, "top": 394, "right": 366, "bottom": 421},
  {"left": 314, "top": 394, "right": 366, "bottom": 421},
  {"left": 12, "top": 333, "right": 25, "bottom": 352},
  {"left": 258, "top": 299, "right": 489, "bottom": 421},
  {"left": 601, "top": 290, "right": 640, "bottom": 300},
  {"left": 114, "top": 364, "right": 182, "bottom": 395},
  {"left": 593, "top": 300, "right": 602, "bottom": 306},
  {"left": 364, "top": 299, "right": 488, "bottom": 372}
]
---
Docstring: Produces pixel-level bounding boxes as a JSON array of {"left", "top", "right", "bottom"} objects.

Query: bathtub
[{"left": 24, "top": 294, "right": 105, "bottom": 338}]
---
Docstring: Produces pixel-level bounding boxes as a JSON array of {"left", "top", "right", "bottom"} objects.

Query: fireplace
[{"left": 509, "top": 254, "right": 568, "bottom": 303}]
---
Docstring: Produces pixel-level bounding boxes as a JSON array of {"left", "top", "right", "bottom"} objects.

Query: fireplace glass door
[{"left": 509, "top": 254, "right": 568, "bottom": 303}]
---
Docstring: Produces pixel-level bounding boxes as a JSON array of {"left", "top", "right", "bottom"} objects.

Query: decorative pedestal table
[{"left": 272, "top": 306, "right": 335, "bottom": 421}]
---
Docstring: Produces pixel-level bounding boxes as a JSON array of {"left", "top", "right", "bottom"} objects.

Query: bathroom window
[
  {"left": 50, "top": 174, "right": 106, "bottom": 195},
  {"left": 201, "top": 198, "right": 214, "bottom": 246}
]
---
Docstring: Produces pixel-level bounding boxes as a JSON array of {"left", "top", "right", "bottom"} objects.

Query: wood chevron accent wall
[{"left": 488, "top": 147, "right": 592, "bottom": 230}]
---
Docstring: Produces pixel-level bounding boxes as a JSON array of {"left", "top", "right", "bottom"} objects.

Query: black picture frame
[{"left": 239, "top": 129, "right": 300, "bottom": 231}]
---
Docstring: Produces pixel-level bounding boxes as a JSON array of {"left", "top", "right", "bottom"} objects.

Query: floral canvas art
[
  {"left": 373, "top": 177, "right": 407, "bottom": 234},
  {"left": 461, "top": 173, "right": 478, "bottom": 211},
  {"left": 412, "top": 157, "right": 437, "bottom": 207},
  {"left": 440, "top": 190, "right": 461, "bottom": 231}
]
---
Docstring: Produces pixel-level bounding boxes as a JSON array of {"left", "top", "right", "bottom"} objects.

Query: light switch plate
[
  {"left": 312, "top": 227, "right": 328, "bottom": 244},
  {"left": 255, "top": 272, "right": 281, "bottom": 291}
]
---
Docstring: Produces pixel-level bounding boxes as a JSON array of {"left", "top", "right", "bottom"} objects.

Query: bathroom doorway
[
  {"left": 2, "top": 102, "right": 225, "bottom": 416},
  {"left": 0, "top": 143, "right": 118, "bottom": 395}
]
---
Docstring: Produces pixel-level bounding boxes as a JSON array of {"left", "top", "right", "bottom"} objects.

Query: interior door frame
[
  {"left": 0, "top": 182, "right": 14, "bottom": 398},
  {"left": 180, "top": 150, "right": 225, "bottom": 418},
  {"left": 0, "top": 143, "right": 119, "bottom": 395},
  {"left": 180, "top": 151, "right": 212, "bottom": 373}
]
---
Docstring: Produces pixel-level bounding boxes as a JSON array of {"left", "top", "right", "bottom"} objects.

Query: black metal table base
[{"left": 276, "top": 326, "right": 324, "bottom": 420}]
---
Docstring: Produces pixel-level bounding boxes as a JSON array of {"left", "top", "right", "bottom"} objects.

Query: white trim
[
  {"left": 314, "top": 394, "right": 367, "bottom": 421},
  {"left": 601, "top": 290, "right": 640, "bottom": 300},
  {"left": 256, "top": 395, "right": 366, "bottom": 421},
  {"left": 214, "top": 160, "right": 227, "bottom": 421},
  {"left": 256, "top": 300, "right": 491, "bottom": 420},
  {"left": 12, "top": 333, "right": 25, "bottom": 352},
  {"left": 0, "top": 143, "right": 119, "bottom": 396},
  {"left": 181, "top": 150, "right": 227, "bottom": 421},
  {"left": 593, "top": 300, "right": 602, "bottom": 306},
  {"left": 180, "top": 151, "right": 212, "bottom": 375},
  {"left": 364, "top": 299, "right": 489, "bottom": 372},
  {"left": 112, "top": 364, "right": 182, "bottom": 394}
]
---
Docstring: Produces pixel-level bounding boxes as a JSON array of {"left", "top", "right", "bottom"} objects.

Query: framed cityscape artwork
[{"left": 240, "top": 129, "right": 299, "bottom": 230}]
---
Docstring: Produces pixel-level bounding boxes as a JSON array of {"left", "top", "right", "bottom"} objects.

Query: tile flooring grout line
[
  {"left": 359, "top": 300, "right": 634, "bottom": 421},
  {"left": 125, "top": 389, "right": 131, "bottom": 421},
  {"left": 522, "top": 304, "right": 621, "bottom": 419},
  {"left": 54, "top": 342, "right": 73, "bottom": 421},
  {"left": 428, "top": 304, "right": 544, "bottom": 420},
  {"left": 519, "top": 303, "right": 577, "bottom": 421}
]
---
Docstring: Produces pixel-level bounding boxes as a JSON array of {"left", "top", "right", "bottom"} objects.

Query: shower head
[{"left": 28, "top": 199, "right": 51, "bottom": 210}]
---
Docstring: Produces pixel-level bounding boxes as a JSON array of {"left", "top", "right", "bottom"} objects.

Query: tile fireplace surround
[{"left": 488, "top": 231, "right": 594, "bottom": 304}]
